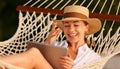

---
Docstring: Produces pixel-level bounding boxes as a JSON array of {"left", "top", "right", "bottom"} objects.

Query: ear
[
  {"left": 85, "top": 24, "right": 90, "bottom": 32},
  {"left": 84, "top": 24, "right": 90, "bottom": 35}
]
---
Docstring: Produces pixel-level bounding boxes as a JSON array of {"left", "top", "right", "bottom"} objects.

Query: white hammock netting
[{"left": 0, "top": 0, "right": 120, "bottom": 69}]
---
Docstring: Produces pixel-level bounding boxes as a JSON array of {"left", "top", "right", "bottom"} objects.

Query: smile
[{"left": 68, "top": 33, "right": 77, "bottom": 37}]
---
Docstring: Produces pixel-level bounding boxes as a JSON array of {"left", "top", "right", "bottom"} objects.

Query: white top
[{"left": 51, "top": 40, "right": 101, "bottom": 68}]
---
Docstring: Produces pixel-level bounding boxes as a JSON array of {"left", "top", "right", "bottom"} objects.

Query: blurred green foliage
[
  {"left": 0, "top": 0, "right": 119, "bottom": 41},
  {"left": 0, "top": 0, "right": 27, "bottom": 41}
]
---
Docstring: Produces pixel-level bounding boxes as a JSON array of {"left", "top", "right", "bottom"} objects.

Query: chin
[{"left": 68, "top": 39, "right": 78, "bottom": 43}]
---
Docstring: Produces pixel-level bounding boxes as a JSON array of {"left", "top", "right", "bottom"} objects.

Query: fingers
[
  {"left": 60, "top": 56, "right": 73, "bottom": 62},
  {"left": 51, "top": 20, "right": 58, "bottom": 31},
  {"left": 49, "top": 28, "right": 61, "bottom": 38},
  {"left": 45, "top": 21, "right": 62, "bottom": 44},
  {"left": 50, "top": 20, "right": 62, "bottom": 38},
  {"left": 58, "top": 56, "right": 73, "bottom": 69}
]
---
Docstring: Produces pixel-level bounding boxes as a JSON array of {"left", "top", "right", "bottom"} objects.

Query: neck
[{"left": 68, "top": 38, "right": 85, "bottom": 50}]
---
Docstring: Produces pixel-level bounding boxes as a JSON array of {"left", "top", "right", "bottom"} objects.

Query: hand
[
  {"left": 58, "top": 56, "right": 74, "bottom": 69},
  {"left": 45, "top": 21, "right": 62, "bottom": 44}
]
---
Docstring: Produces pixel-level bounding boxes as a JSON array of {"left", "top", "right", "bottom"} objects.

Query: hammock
[{"left": 0, "top": 0, "right": 120, "bottom": 69}]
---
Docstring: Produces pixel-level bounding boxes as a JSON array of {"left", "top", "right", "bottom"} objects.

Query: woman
[{"left": 0, "top": 5, "right": 101, "bottom": 69}]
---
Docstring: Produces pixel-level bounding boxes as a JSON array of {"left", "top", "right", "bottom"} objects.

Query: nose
[{"left": 69, "top": 26, "right": 75, "bottom": 33}]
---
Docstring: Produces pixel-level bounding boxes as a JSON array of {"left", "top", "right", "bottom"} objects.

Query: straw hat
[{"left": 56, "top": 5, "right": 101, "bottom": 35}]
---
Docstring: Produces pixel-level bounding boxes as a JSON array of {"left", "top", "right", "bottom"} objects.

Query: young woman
[{"left": 0, "top": 5, "right": 101, "bottom": 69}]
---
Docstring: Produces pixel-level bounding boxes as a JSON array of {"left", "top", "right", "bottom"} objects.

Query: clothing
[{"left": 51, "top": 40, "right": 101, "bottom": 68}]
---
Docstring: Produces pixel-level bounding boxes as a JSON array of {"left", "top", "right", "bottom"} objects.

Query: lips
[{"left": 68, "top": 33, "right": 77, "bottom": 38}]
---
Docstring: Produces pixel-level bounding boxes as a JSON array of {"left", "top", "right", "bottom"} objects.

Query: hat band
[{"left": 63, "top": 12, "right": 88, "bottom": 19}]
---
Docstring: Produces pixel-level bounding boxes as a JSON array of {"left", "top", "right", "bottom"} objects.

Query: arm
[{"left": 45, "top": 21, "right": 62, "bottom": 45}]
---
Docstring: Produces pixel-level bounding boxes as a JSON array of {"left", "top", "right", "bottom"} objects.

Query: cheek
[
  {"left": 63, "top": 30, "right": 68, "bottom": 36},
  {"left": 77, "top": 28, "right": 86, "bottom": 35}
]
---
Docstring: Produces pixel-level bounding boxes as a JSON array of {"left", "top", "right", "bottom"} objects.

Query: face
[{"left": 63, "top": 20, "right": 89, "bottom": 43}]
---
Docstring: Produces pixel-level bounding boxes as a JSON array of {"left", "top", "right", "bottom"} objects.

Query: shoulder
[
  {"left": 73, "top": 44, "right": 101, "bottom": 67},
  {"left": 85, "top": 44, "right": 101, "bottom": 58},
  {"left": 78, "top": 44, "right": 101, "bottom": 63},
  {"left": 84, "top": 45, "right": 101, "bottom": 63}
]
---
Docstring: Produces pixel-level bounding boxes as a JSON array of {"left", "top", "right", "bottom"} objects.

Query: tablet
[{"left": 27, "top": 41, "right": 68, "bottom": 69}]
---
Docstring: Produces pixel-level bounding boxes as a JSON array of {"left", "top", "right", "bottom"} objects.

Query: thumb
[{"left": 68, "top": 54, "right": 71, "bottom": 57}]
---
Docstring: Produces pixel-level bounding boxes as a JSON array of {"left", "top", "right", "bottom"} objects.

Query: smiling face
[{"left": 63, "top": 20, "right": 89, "bottom": 44}]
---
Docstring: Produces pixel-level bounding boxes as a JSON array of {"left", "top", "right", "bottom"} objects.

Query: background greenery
[
  {"left": 0, "top": 0, "right": 27, "bottom": 41},
  {"left": 0, "top": 0, "right": 119, "bottom": 41}
]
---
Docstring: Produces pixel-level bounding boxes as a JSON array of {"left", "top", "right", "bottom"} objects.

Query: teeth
[{"left": 69, "top": 34, "right": 76, "bottom": 37}]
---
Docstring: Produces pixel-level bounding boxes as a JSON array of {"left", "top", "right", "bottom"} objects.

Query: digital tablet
[{"left": 27, "top": 41, "right": 68, "bottom": 69}]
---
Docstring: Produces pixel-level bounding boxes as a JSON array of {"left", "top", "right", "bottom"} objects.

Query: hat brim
[{"left": 56, "top": 18, "right": 101, "bottom": 35}]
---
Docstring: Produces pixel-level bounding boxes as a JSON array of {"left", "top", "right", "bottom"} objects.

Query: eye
[
  {"left": 74, "top": 24, "right": 79, "bottom": 27},
  {"left": 73, "top": 20, "right": 80, "bottom": 27},
  {"left": 63, "top": 23, "right": 70, "bottom": 27},
  {"left": 74, "top": 23, "right": 80, "bottom": 27}
]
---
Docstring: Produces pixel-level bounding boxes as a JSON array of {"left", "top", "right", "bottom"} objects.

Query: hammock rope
[{"left": 0, "top": 0, "right": 120, "bottom": 69}]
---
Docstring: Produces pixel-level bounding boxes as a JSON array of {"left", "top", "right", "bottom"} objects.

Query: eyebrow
[
  {"left": 63, "top": 20, "right": 80, "bottom": 23},
  {"left": 73, "top": 20, "right": 79, "bottom": 23}
]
